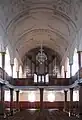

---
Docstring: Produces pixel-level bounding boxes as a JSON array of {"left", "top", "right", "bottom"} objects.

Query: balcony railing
[
  {"left": 13, "top": 77, "right": 71, "bottom": 86},
  {"left": 0, "top": 67, "right": 81, "bottom": 86}
]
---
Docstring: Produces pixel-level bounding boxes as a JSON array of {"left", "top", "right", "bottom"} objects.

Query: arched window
[
  {"left": 19, "top": 65, "right": 22, "bottom": 78},
  {"left": 72, "top": 48, "right": 79, "bottom": 76},
  {"left": 67, "top": 57, "right": 70, "bottom": 78},
  {"left": 61, "top": 66, "right": 64, "bottom": 78},
  {"left": 5, "top": 48, "right": 11, "bottom": 76},
  {"left": 0, "top": 37, "right": 4, "bottom": 67},
  {"left": 13, "top": 58, "right": 18, "bottom": 78}
]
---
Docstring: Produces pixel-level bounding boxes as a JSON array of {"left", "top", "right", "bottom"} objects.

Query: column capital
[
  {"left": 64, "top": 90, "right": 68, "bottom": 93},
  {"left": 0, "top": 83, "right": 5, "bottom": 87},
  {"left": 70, "top": 87, "right": 74, "bottom": 90},
  {"left": 10, "top": 63, "right": 14, "bottom": 66},
  {"left": 77, "top": 51, "right": 82, "bottom": 53},
  {"left": 69, "top": 63, "right": 73, "bottom": 66},
  {"left": 39, "top": 88, "right": 44, "bottom": 91},
  {"left": 0, "top": 51, "right": 6, "bottom": 55},
  {"left": 78, "top": 82, "right": 82, "bottom": 86},
  {"left": 16, "top": 90, "right": 19, "bottom": 93},
  {"left": 10, "top": 88, "right": 14, "bottom": 91}
]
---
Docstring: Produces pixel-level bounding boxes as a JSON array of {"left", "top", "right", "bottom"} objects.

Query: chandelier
[{"left": 36, "top": 44, "right": 47, "bottom": 64}]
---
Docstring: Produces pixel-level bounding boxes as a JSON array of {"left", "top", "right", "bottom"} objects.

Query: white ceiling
[{"left": 0, "top": 0, "right": 82, "bottom": 63}]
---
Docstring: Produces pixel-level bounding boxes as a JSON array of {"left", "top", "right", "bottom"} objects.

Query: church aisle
[{"left": 7, "top": 109, "right": 79, "bottom": 120}]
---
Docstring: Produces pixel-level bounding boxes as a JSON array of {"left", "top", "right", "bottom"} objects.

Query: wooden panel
[{"left": 14, "top": 78, "right": 71, "bottom": 86}]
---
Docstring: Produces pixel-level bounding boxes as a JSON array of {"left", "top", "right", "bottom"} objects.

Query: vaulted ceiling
[{"left": 0, "top": 0, "right": 82, "bottom": 64}]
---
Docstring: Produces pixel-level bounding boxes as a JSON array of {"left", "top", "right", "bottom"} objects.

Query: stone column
[
  {"left": 10, "top": 88, "right": 13, "bottom": 116},
  {"left": 78, "top": 83, "right": 82, "bottom": 120},
  {"left": 17, "top": 71, "right": 19, "bottom": 78},
  {"left": 40, "top": 88, "right": 44, "bottom": 111},
  {"left": 1, "top": 52, "right": 6, "bottom": 80},
  {"left": 69, "top": 64, "right": 73, "bottom": 78},
  {"left": 69, "top": 88, "right": 73, "bottom": 116},
  {"left": 64, "top": 59, "right": 67, "bottom": 78},
  {"left": 1, "top": 84, "right": 4, "bottom": 102},
  {"left": 77, "top": 51, "right": 82, "bottom": 70},
  {"left": 64, "top": 90, "right": 68, "bottom": 112},
  {"left": 16, "top": 91, "right": 19, "bottom": 111},
  {"left": 1, "top": 52, "right": 5, "bottom": 70},
  {"left": 77, "top": 51, "right": 82, "bottom": 80},
  {"left": 11, "top": 64, "right": 14, "bottom": 78},
  {"left": 64, "top": 71, "right": 67, "bottom": 78},
  {"left": 69, "top": 55, "right": 73, "bottom": 78},
  {"left": 69, "top": 64, "right": 72, "bottom": 78},
  {"left": 69, "top": 64, "right": 73, "bottom": 85},
  {"left": 0, "top": 84, "right": 4, "bottom": 117}
]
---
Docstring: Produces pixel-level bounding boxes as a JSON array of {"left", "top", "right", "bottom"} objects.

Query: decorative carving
[
  {"left": 73, "top": 0, "right": 81, "bottom": 21},
  {"left": 0, "top": 0, "right": 81, "bottom": 28},
  {"left": 53, "top": 0, "right": 72, "bottom": 15},
  {"left": 53, "top": 0, "right": 81, "bottom": 21}
]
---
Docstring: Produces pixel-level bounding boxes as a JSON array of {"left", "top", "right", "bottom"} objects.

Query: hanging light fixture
[{"left": 36, "top": 43, "right": 47, "bottom": 64}]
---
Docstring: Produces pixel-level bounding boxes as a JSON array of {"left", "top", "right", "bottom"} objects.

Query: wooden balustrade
[
  {"left": 0, "top": 66, "right": 82, "bottom": 86},
  {"left": 13, "top": 77, "right": 71, "bottom": 86},
  {"left": 49, "top": 77, "right": 72, "bottom": 86}
]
